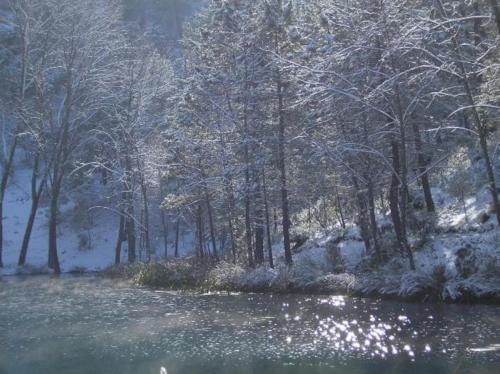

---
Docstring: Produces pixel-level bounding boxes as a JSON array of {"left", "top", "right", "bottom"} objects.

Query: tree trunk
[
  {"left": 205, "top": 193, "right": 218, "bottom": 261},
  {"left": 123, "top": 154, "right": 136, "bottom": 263},
  {"left": 276, "top": 67, "right": 293, "bottom": 266},
  {"left": 222, "top": 96, "right": 240, "bottom": 264},
  {"left": 243, "top": 122, "right": 254, "bottom": 267},
  {"left": 174, "top": 217, "right": 180, "bottom": 258},
  {"left": 161, "top": 210, "right": 168, "bottom": 259},
  {"left": 253, "top": 176, "right": 265, "bottom": 265},
  {"left": 115, "top": 214, "right": 125, "bottom": 265},
  {"left": 262, "top": 170, "right": 274, "bottom": 268},
  {"left": 47, "top": 64, "right": 75, "bottom": 275},
  {"left": 227, "top": 216, "right": 236, "bottom": 264},
  {"left": 394, "top": 84, "right": 416, "bottom": 270},
  {"left": 389, "top": 140, "right": 403, "bottom": 246},
  {"left": 412, "top": 119, "right": 435, "bottom": 212},
  {"left": 273, "top": 208, "right": 278, "bottom": 234},
  {"left": 0, "top": 202, "right": 5, "bottom": 267},
  {"left": 489, "top": 0, "right": 500, "bottom": 34},
  {"left": 18, "top": 198, "right": 39, "bottom": 266},
  {"left": 459, "top": 68, "right": 500, "bottom": 225},
  {"left": 472, "top": 1, "right": 482, "bottom": 46},
  {"left": 0, "top": 136, "right": 18, "bottom": 268},
  {"left": 47, "top": 164, "right": 66, "bottom": 275},
  {"left": 126, "top": 211, "right": 136, "bottom": 263},
  {"left": 335, "top": 192, "right": 346, "bottom": 229},
  {"left": 224, "top": 178, "right": 237, "bottom": 263},
  {"left": 48, "top": 183, "right": 61, "bottom": 274},
  {"left": 124, "top": 196, "right": 136, "bottom": 264},
  {"left": 367, "top": 178, "right": 381, "bottom": 260},
  {"left": 158, "top": 169, "right": 169, "bottom": 258},
  {"left": 244, "top": 174, "right": 253, "bottom": 266},
  {"left": 196, "top": 203, "right": 205, "bottom": 258},
  {"left": 352, "top": 176, "right": 372, "bottom": 252},
  {"left": 18, "top": 156, "right": 46, "bottom": 266},
  {"left": 218, "top": 227, "right": 226, "bottom": 258},
  {"left": 138, "top": 168, "right": 151, "bottom": 261},
  {"left": 471, "top": 100, "right": 500, "bottom": 226},
  {"left": 360, "top": 121, "right": 381, "bottom": 259}
]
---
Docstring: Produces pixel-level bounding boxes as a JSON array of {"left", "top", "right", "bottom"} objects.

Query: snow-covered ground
[
  {"left": 203, "top": 225, "right": 499, "bottom": 301},
  {"left": 1, "top": 167, "right": 118, "bottom": 275}
]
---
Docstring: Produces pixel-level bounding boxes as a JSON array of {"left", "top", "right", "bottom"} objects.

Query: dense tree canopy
[{"left": 0, "top": 0, "right": 498, "bottom": 273}]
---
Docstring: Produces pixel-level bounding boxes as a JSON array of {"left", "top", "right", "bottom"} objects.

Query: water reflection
[
  {"left": 313, "top": 315, "right": 417, "bottom": 360},
  {"left": 0, "top": 275, "right": 499, "bottom": 374}
]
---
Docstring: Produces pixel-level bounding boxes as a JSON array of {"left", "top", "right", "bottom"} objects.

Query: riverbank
[
  {"left": 103, "top": 242, "right": 500, "bottom": 305},
  {"left": 99, "top": 215, "right": 500, "bottom": 304},
  {"left": 5, "top": 215, "right": 499, "bottom": 305}
]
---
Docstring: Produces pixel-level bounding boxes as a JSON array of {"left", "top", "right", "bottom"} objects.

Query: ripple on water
[{"left": 0, "top": 275, "right": 499, "bottom": 374}]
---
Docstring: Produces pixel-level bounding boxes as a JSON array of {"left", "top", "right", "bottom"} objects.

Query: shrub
[
  {"left": 325, "top": 238, "right": 345, "bottom": 273},
  {"left": 308, "top": 273, "right": 357, "bottom": 294},
  {"left": 129, "top": 258, "right": 212, "bottom": 289},
  {"left": 207, "top": 262, "right": 245, "bottom": 290}
]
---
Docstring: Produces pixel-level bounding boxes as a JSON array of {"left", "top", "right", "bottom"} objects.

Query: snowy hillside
[
  {"left": 1, "top": 165, "right": 195, "bottom": 276},
  {"left": 2, "top": 167, "right": 117, "bottom": 274}
]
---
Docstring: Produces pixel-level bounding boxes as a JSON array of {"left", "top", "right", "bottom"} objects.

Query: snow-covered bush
[
  {"left": 133, "top": 263, "right": 173, "bottom": 287},
  {"left": 357, "top": 272, "right": 401, "bottom": 296},
  {"left": 207, "top": 262, "right": 245, "bottom": 290},
  {"left": 239, "top": 266, "right": 277, "bottom": 290},
  {"left": 131, "top": 259, "right": 210, "bottom": 289},
  {"left": 398, "top": 267, "right": 447, "bottom": 299},
  {"left": 308, "top": 273, "right": 357, "bottom": 293}
]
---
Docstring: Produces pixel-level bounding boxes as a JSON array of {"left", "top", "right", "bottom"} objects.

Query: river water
[{"left": 0, "top": 275, "right": 499, "bottom": 373}]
